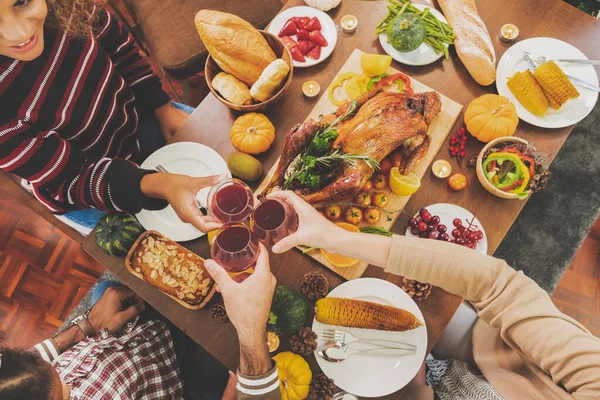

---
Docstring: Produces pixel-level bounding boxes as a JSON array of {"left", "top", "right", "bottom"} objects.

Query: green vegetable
[
  {"left": 310, "top": 128, "right": 338, "bottom": 154},
  {"left": 269, "top": 286, "right": 308, "bottom": 334},
  {"left": 483, "top": 153, "right": 522, "bottom": 189},
  {"left": 386, "top": 13, "right": 426, "bottom": 52},
  {"left": 95, "top": 213, "right": 143, "bottom": 257},
  {"left": 367, "top": 74, "right": 390, "bottom": 91},
  {"left": 359, "top": 226, "right": 394, "bottom": 236}
]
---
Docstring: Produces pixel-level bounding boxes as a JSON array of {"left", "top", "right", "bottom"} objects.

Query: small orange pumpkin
[
  {"left": 464, "top": 94, "right": 519, "bottom": 143},
  {"left": 230, "top": 113, "right": 275, "bottom": 154}
]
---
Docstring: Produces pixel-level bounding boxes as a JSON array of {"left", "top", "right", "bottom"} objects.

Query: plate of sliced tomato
[{"left": 268, "top": 6, "right": 338, "bottom": 68}]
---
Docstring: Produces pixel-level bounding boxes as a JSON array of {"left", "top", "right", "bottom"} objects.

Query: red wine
[
  {"left": 215, "top": 225, "right": 251, "bottom": 253},
  {"left": 211, "top": 224, "right": 258, "bottom": 272},
  {"left": 208, "top": 179, "right": 254, "bottom": 223},
  {"left": 251, "top": 199, "right": 298, "bottom": 245},
  {"left": 254, "top": 199, "right": 286, "bottom": 231}
]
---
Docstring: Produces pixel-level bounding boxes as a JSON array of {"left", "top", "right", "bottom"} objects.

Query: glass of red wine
[
  {"left": 210, "top": 223, "right": 259, "bottom": 273},
  {"left": 250, "top": 198, "right": 299, "bottom": 245},
  {"left": 207, "top": 178, "right": 255, "bottom": 223}
]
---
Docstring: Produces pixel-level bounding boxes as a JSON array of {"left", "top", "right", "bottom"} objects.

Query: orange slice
[{"left": 320, "top": 222, "right": 360, "bottom": 268}]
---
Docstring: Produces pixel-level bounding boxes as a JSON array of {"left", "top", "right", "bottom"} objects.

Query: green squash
[
  {"left": 95, "top": 213, "right": 144, "bottom": 257},
  {"left": 268, "top": 286, "right": 308, "bottom": 334},
  {"left": 386, "top": 13, "right": 426, "bottom": 52}
]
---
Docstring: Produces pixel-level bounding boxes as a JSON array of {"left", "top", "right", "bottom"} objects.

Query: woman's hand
[
  {"left": 267, "top": 191, "right": 347, "bottom": 254},
  {"left": 141, "top": 172, "right": 224, "bottom": 232},
  {"left": 154, "top": 103, "right": 190, "bottom": 141}
]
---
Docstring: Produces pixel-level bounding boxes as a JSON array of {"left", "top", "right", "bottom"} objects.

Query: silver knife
[
  {"left": 566, "top": 74, "right": 600, "bottom": 92},
  {"left": 553, "top": 59, "right": 600, "bottom": 66}
]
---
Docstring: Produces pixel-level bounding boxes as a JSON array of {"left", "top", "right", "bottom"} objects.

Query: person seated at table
[
  {"left": 0, "top": 0, "right": 219, "bottom": 232},
  {"left": 269, "top": 191, "right": 600, "bottom": 400},
  {"left": 0, "top": 244, "right": 280, "bottom": 400}
]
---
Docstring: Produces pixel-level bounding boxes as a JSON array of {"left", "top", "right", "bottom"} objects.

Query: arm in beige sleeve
[{"left": 382, "top": 234, "right": 600, "bottom": 399}]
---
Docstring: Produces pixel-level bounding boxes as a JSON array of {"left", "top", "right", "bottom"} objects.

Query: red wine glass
[
  {"left": 210, "top": 223, "right": 259, "bottom": 273},
  {"left": 250, "top": 198, "right": 299, "bottom": 245},
  {"left": 207, "top": 178, "right": 255, "bottom": 223}
]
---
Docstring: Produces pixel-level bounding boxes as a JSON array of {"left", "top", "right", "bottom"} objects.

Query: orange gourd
[
  {"left": 464, "top": 94, "right": 519, "bottom": 143},
  {"left": 230, "top": 113, "right": 275, "bottom": 154}
]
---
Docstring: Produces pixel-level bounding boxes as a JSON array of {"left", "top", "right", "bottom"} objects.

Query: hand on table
[
  {"left": 141, "top": 172, "right": 224, "bottom": 232},
  {"left": 154, "top": 102, "right": 190, "bottom": 141},
  {"left": 88, "top": 286, "right": 145, "bottom": 333},
  {"left": 267, "top": 191, "right": 345, "bottom": 254}
]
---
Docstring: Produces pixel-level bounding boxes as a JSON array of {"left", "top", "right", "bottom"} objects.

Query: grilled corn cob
[
  {"left": 507, "top": 70, "right": 548, "bottom": 116},
  {"left": 315, "top": 297, "right": 422, "bottom": 332},
  {"left": 533, "top": 61, "right": 579, "bottom": 110}
]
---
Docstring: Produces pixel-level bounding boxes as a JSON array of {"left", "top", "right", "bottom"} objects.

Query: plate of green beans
[{"left": 377, "top": 1, "right": 455, "bottom": 66}]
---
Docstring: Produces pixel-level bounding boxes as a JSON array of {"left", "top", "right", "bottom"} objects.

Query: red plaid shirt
[{"left": 46, "top": 319, "right": 183, "bottom": 399}]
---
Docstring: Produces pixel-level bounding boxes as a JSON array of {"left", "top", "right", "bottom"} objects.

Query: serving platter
[{"left": 255, "top": 49, "right": 463, "bottom": 280}]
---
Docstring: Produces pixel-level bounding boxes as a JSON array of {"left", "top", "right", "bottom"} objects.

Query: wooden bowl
[
  {"left": 476, "top": 136, "right": 529, "bottom": 200},
  {"left": 205, "top": 31, "right": 293, "bottom": 112}
]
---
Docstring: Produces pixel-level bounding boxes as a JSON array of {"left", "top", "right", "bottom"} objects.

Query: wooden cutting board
[{"left": 255, "top": 49, "right": 462, "bottom": 280}]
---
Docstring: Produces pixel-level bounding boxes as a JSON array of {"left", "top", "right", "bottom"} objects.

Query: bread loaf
[
  {"left": 212, "top": 72, "right": 253, "bottom": 105},
  {"left": 250, "top": 59, "right": 290, "bottom": 102},
  {"left": 195, "top": 10, "right": 276, "bottom": 86},
  {"left": 438, "top": 0, "right": 496, "bottom": 86}
]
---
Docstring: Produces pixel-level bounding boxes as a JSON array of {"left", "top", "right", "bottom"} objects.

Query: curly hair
[
  {"left": 45, "top": 0, "right": 106, "bottom": 39},
  {"left": 0, "top": 347, "right": 55, "bottom": 400}
]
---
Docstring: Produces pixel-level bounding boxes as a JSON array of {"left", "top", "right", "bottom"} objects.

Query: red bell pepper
[
  {"left": 308, "top": 30, "right": 328, "bottom": 46},
  {"left": 305, "top": 17, "right": 322, "bottom": 31},
  {"left": 306, "top": 45, "right": 322, "bottom": 60},
  {"left": 278, "top": 19, "right": 298, "bottom": 37},
  {"left": 293, "top": 16, "right": 310, "bottom": 28},
  {"left": 500, "top": 179, "right": 524, "bottom": 192},
  {"left": 376, "top": 73, "right": 413, "bottom": 93},
  {"left": 521, "top": 155, "right": 536, "bottom": 177}
]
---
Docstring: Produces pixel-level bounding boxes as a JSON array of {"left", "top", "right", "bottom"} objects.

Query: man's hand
[
  {"left": 140, "top": 172, "right": 225, "bottom": 232},
  {"left": 154, "top": 102, "right": 190, "bottom": 141},
  {"left": 204, "top": 244, "right": 276, "bottom": 375},
  {"left": 87, "top": 286, "right": 145, "bottom": 333}
]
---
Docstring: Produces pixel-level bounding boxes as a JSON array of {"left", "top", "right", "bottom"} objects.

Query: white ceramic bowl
[{"left": 476, "top": 136, "right": 529, "bottom": 200}]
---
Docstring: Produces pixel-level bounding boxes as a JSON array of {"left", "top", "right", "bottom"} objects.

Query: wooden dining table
[{"left": 82, "top": 0, "right": 599, "bottom": 397}]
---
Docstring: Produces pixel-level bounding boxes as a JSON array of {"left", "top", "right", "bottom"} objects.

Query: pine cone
[
  {"left": 401, "top": 278, "right": 432, "bottom": 301},
  {"left": 209, "top": 303, "right": 228, "bottom": 323},
  {"left": 309, "top": 373, "right": 335, "bottom": 400},
  {"left": 467, "top": 153, "right": 478, "bottom": 168},
  {"left": 290, "top": 327, "right": 318, "bottom": 356},
  {"left": 301, "top": 271, "right": 330, "bottom": 300}
]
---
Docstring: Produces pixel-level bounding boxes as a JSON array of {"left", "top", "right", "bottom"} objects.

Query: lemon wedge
[
  {"left": 389, "top": 168, "right": 421, "bottom": 196},
  {"left": 320, "top": 222, "right": 360, "bottom": 268},
  {"left": 361, "top": 53, "right": 392, "bottom": 77}
]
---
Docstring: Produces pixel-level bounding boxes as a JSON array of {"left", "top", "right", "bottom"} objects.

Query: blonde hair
[{"left": 45, "top": 0, "right": 106, "bottom": 39}]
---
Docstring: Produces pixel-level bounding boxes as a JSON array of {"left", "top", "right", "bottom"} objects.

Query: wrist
[
  {"left": 323, "top": 229, "right": 354, "bottom": 254},
  {"left": 53, "top": 326, "right": 86, "bottom": 352},
  {"left": 153, "top": 102, "right": 172, "bottom": 119},
  {"left": 141, "top": 172, "right": 168, "bottom": 199}
]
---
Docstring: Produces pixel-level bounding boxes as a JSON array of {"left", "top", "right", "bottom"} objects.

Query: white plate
[
  {"left": 313, "top": 278, "right": 427, "bottom": 398},
  {"left": 267, "top": 6, "right": 338, "bottom": 68},
  {"left": 136, "top": 142, "right": 230, "bottom": 242},
  {"left": 405, "top": 203, "right": 488, "bottom": 255},
  {"left": 379, "top": 5, "right": 449, "bottom": 67},
  {"left": 496, "top": 37, "right": 599, "bottom": 128}
]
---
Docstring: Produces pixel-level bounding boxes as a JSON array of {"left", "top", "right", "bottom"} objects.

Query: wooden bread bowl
[{"left": 205, "top": 31, "right": 293, "bottom": 112}]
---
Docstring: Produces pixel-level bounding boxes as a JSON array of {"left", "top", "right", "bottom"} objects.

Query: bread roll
[
  {"left": 250, "top": 59, "right": 290, "bottom": 102},
  {"left": 195, "top": 10, "right": 276, "bottom": 86},
  {"left": 212, "top": 72, "right": 253, "bottom": 105},
  {"left": 438, "top": 0, "right": 496, "bottom": 86}
]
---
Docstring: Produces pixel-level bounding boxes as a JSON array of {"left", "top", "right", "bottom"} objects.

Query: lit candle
[
  {"left": 499, "top": 24, "right": 519, "bottom": 43},
  {"left": 302, "top": 80, "right": 321, "bottom": 98},
  {"left": 432, "top": 159, "right": 452, "bottom": 178},
  {"left": 340, "top": 15, "right": 358, "bottom": 34}
]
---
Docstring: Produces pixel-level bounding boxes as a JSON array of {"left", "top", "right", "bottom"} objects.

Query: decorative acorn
[
  {"left": 301, "top": 271, "right": 330, "bottom": 300},
  {"left": 290, "top": 327, "right": 319, "bottom": 357},
  {"left": 209, "top": 303, "right": 228, "bottom": 323},
  {"left": 467, "top": 153, "right": 478, "bottom": 168},
  {"left": 401, "top": 278, "right": 432, "bottom": 301},
  {"left": 309, "top": 373, "right": 336, "bottom": 400}
]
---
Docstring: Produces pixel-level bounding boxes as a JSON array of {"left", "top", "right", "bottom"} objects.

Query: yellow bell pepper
[
  {"left": 328, "top": 72, "right": 358, "bottom": 106},
  {"left": 345, "top": 74, "right": 371, "bottom": 100}
]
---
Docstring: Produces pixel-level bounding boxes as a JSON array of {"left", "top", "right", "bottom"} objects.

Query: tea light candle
[
  {"left": 302, "top": 80, "right": 321, "bottom": 98},
  {"left": 432, "top": 159, "right": 452, "bottom": 178},
  {"left": 499, "top": 24, "right": 519, "bottom": 43},
  {"left": 340, "top": 15, "right": 358, "bottom": 34}
]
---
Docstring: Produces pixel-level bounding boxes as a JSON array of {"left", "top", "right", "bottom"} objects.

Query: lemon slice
[
  {"left": 320, "top": 222, "right": 360, "bottom": 268},
  {"left": 361, "top": 53, "right": 393, "bottom": 77},
  {"left": 389, "top": 168, "right": 421, "bottom": 196},
  {"left": 207, "top": 230, "right": 217, "bottom": 245}
]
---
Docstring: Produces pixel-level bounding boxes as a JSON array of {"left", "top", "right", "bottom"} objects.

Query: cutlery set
[{"left": 522, "top": 51, "right": 600, "bottom": 92}]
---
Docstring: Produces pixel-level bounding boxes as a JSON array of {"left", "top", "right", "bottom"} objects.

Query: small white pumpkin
[{"left": 304, "top": 0, "right": 342, "bottom": 12}]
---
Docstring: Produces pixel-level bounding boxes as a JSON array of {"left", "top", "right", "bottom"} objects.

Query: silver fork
[
  {"left": 155, "top": 164, "right": 208, "bottom": 215},
  {"left": 320, "top": 328, "right": 418, "bottom": 351},
  {"left": 522, "top": 52, "right": 600, "bottom": 92},
  {"left": 523, "top": 51, "right": 600, "bottom": 66}
]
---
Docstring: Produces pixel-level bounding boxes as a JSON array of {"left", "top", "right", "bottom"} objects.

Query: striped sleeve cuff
[
  {"left": 237, "top": 364, "right": 281, "bottom": 399},
  {"left": 33, "top": 339, "right": 61, "bottom": 363}
]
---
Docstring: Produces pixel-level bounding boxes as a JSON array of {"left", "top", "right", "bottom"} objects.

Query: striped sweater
[{"left": 0, "top": 10, "right": 169, "bottom": 214}]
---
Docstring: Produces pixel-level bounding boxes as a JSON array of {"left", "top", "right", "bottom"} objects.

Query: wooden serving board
[{"left": 256, "top": 49, "right": 462, "bottom": 280}]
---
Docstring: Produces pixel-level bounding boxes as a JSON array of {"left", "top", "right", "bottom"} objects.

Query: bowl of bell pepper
[{"left": 476, "top": 136, "right": 551, "bottom": 200}]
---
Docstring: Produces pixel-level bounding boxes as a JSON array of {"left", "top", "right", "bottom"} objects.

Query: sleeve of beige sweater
[{"left": 385, "top": 235, "right": 600, "bottom": 399}]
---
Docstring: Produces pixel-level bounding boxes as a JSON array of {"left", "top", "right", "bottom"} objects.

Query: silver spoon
[{"left": 318, "top": 342, "right": 416, "bottom": 363}]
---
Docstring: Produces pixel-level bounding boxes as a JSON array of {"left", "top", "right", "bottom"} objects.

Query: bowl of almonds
[{"left": 125, "top": 231, "right": 216, "bottom": 309}]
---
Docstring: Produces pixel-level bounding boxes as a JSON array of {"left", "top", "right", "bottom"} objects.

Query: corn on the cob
[
  {"left": 315, "top": 297, "right": 422, "bottom": 332},
  {"left": 507, "top": 71, "right": 548, "bottom": 116},
  {"left": 533, "top": 61, "right": 579, "bottom": 110}
]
